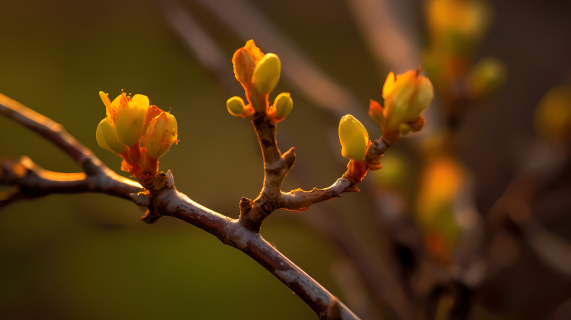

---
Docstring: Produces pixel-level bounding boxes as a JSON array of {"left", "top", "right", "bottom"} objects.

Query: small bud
[
  {"left": 381, "top": 70, "right": 434, "bottom": 132},
  {"left": 269, "top": 92, "right": 293, "bottom": 121},
  {"left": 227, "top": 96, "right": 255, "bottom": 118},
  {"left": 166, "top": 170, "right": 175, "bottom": 189},
  {"left": 115, "top": 93, "right": 149, "bottom": 147},
  {"left": 339, "top": 115, "right": 369, "bottom": 161},
  {"left": 232, "top": 40, "right": 264, "bottom": 85},
  {"left": 253, "top": 53, "right": 281, "bottom": 94},
  {"left": 466, "top": 57, "right": 507, "bottom": 98},
  {"left": 96, "top": 118, "right": 128, "bottom": 155},
  {"left": 143, "top": 112, "right": 178, "bottom": 160},
  {"left": 534, "top": 85, "right": 571, "bottom": 143}
]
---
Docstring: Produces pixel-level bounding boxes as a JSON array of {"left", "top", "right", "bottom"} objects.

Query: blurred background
[{"left": 1, "top": 0, "right": 571, "bottom": 319}]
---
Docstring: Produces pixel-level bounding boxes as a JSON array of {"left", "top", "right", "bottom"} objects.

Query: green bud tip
[
  {"left": 253, "top": 53, "right": 281, "bottom": 94},
  {"left": 273, "top": 93, "right": 293, "bottom": 119}
]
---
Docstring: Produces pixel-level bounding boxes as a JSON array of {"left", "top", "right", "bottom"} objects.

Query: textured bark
[{"left": 0, "top": 93, "right": 361, "bottom": 319}]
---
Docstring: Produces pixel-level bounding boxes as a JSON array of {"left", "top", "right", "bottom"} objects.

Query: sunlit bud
[
  {"left": 382, "top": 70, "right": 433, "bottom": 132},
  {"left": 227, "top": 96, "right": 255, "bottom": 118},
  {"left": 252, "top": 53, "right": 281, "bottom": 94},
  {"left": 466, "top": 57, "right": 507, "bottom": 98},
  {"left": 339, "top": 115, "right": 369, "bottom": 161},
  {"left": 115, "top": 93, "right": 149, "bottom": 147},
  {"left": 426, "top": 0, "right": 493, "bottom": 55},
  {"left": 143, "top": 112, "right": 179, "bottom": 160},
  {"left": 368, "top": 99, "right": 385, "bottom": 126},
  {"left": 534, "top": 85, "right": 571, "bottom": 143},
  {"left": 96, "top": 118, "right": 128, "bottom": 155},
  {"left": 232, "top": 40, "right": 264, "bottom": 85},
  {"left": 270, "top": 92, "right": 293, "bottom": 121}
]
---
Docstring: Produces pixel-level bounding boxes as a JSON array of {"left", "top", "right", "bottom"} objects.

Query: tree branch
[
  {"left": 0, "top": 94, "right": 143, "bottom": 207},
  {"left": 1, "top": 94, "right": 361, "bottom": 319}
]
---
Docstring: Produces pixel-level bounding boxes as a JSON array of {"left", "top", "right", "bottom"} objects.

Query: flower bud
[
  {"left": 143, "top": 112, "right": 178, "bottom": 160},
  {"left": 252, "top": 53, "right": 281, "bottom": 94},
  {"left": 339, "top": 115, "right": 369, "bottom": 161},
  {"left": 534, "top": 85, "right": 571, "bottom": 143},
  {"left": 382, "top": 70, "right": 433, "bottom": 132},
  {"left": 96, "top": 118, "right": 128, "bottom": 155},
  {"left": 466, "top": 57, "right": 507, "bottom": 98},
  {"left": 232, "top": 40, "right": 264, "bottom": 85},
  {"left": 227, "top": 96, "right": 255, "bottom": 118},
  {"left": 270, "top": 92, "right": 293, "bottom": 120},
  {"left": 115, "top": 93, "right": 149, "bottom": 147}
]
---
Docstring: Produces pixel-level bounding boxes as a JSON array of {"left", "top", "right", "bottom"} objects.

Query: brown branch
[
  {"left": 239, "top": 108, "right": 392, "bottom": 232},
  {"left": 1, "top": 94, "right": 362, "bottom": 319},
  {"left": 0, "top": 94, "right": 143, "bottom": 206}
]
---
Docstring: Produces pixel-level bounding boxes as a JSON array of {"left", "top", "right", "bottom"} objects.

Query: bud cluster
[
  {"left": 369, "top": 70, "right": 433, "bottom": 145},
  {"left": 227, "top": 40, "right": 293, "bottom": 123},
  {"left": 96, "top": 91, "right": 178, "bottom": 178}
]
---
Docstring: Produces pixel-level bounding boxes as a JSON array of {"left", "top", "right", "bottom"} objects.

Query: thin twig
[{"left": 0, "top": 94, "right": 143, "bottom": 205}]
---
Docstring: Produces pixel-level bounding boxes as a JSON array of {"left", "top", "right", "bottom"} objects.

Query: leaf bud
[
  {"left": 143, "top": 112, "right": 178, "bottom": 160},
  {"left": 269, "top": 92, "right": 293, "bottom": 121},
  {"left": 227, "top": 96, "right": 255, "bottom": 118},
  {"left": 466, "top": 57, "right": 507, "bottom": 98},
  {"left": 252, "top": 53, "right": 281, "bottom": 94},
  {"left": 382, "top": 70, "right": 433, "bottom": 132},
  {"left": 339, "top": 115, "right": 369, "bottom": 161}
]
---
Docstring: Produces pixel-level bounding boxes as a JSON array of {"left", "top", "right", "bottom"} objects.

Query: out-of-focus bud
[
  {"left": 426, "top": 0, "right": 493, "bottom": 55},
  {"left": 371, "top": 151, "right": 409, "bottom": 190},
  {"left": 227, "top": 96, "right": 255, "bottom": 118},
  {"left": 368, "top": 99, "right": 385, "bottom": 126},
  {"left": 253, "top": 53, "right": 281, "bottom": 94},
  {"left": 143, "top": 112, "right": 179, "bottom": 160},
  {"left": 269, "top": 92, "right": 293, "bottom": 121},
  {"left": 232, "top": 40, "right": 264, "bottom": 85},
  {"left": 96, "top": 118, "right": 128, "bottom": 155},
  {"left": 534, "top": 85, "right": 571, "bottom": 143},
  {"left": 382, "top": 70, "right": 434, "bottom": 133},
  {"left": 339, "top": 115, "right": 369, "bottom": 161},
  {"left": 466, "top": 57, "right": 507, "bottom": 98},
  {"left": 115, "top": 93, "right": 149, "bottom": 147}
]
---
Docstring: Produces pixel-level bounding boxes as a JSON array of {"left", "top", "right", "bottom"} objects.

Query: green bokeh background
[
  {"left": 0, "top": 0, "right": 380, "bottom": 319},
  {"left": 2, "top": 0, "right": 571, "bottom": 319}
]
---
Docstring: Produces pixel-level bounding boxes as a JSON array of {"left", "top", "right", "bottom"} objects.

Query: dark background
[{"left": 1, "top": 0, "right": 571, "bottom": 319}]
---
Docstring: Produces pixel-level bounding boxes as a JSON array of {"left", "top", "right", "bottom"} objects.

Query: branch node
[
  {"left": 142, "top": 209, "right": 162, "bottom": 224},
  {"left": 130, "top": 192, "right": 151, "bottom": 207},
  {"left": 239, "top": 197, "right": 253, "bottom": 215},
  {"left": 166, "top": 170, "right": 175, "bottom": 189},
  {"left": 283, "top": 147, "right": 296, "bottom": 169}
]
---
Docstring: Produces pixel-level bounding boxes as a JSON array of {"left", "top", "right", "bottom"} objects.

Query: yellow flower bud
[
  {"left": 227, "top": 96, "right": 255, "bottom": 118},
  {"left": 272, "top": 92, "right": 293, "bottom": 120},
  {"left": 96, "top": 118, "right": 128, "bottom": 155},
  {"left": 466, "top": 57, "right": 507, "bottom": 98},
  {"left": 534, "top": 85, "right": 571, "bottom": 143},
  {"left": 382, "top": 71, "right": 434, "bottom": 132},
  {"left": 143, "top": 112, "right": 178, "bottom": 160},
  {"left": 339, "top": 115, "right": 369, "bottom": 161},
  {"left": 115, "top": 93, "right": 149, "bottom": 147},
  {"left": 252, "top": 53, "right": 281, "bottom": 94}
]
